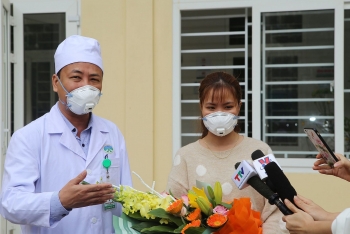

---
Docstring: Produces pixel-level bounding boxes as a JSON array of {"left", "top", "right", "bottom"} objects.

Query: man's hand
[
  {"left": 59, "top": 170, "right": 115, "bottom": 209},
  {"left": 313, "top": 153, "right": 350, "bottom": 182}
]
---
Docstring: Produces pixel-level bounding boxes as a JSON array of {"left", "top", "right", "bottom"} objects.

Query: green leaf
[
  {"left": 132, "top": 222, "right": 157, "bottom": 232},
  {"left": 148, "top": 208, "right": 184, "bottom": 227},
  {"left": 127, "top": 212, "right": 160, "bottom": 222},
  {"left": 208, "top": 197, "right": 216, "bottom": 208},
  {"left": 174, "top": 224, "right": 186, "bottom": 232},
  {"left": 206, "top": 186, "right": 215, "bottom": 200},
  {"left": 120, "top": 213, "right": 145, "bottom": 225},
  {"left": 184, "top": 227, "right": 206, "bottom": 234},
  {"left": 141, "top": 225, "right": 179, "bottom": 233},
  {"left": 220, "top": 202, "right": 232, "bottom": 210}
]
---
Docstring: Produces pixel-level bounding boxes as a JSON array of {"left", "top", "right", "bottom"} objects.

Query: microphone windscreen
[
  {"left": 251, "top": 149, "right": 264, "bottom": 160},
  {"left": 247, "top": 176, "right": 275, "bottom": 200},
  {"left": 264, "top": 162, "right": 297, "bottom": 204}
]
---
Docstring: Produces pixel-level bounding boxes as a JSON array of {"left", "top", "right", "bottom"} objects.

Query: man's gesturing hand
[{"left": 59, "top": 170, "right": 115, "bottom": 209}]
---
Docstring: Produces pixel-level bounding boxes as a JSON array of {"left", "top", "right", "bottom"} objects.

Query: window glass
[
  {"left": 262, "top": 10, "right": 335, "bottom": 158},
  {"left": 23, "top": 13, "right": 65, "bottom": 125}
]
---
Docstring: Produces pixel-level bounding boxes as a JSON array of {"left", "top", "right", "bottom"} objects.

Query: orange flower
[
  {"left": 181, "top": 219, "right": 201, "bottom": 234},
  {"left": 214, "top": 197, "right": 262, "bottom": 234},
  {"left": 166, "top": 199, "right": 183, "bottom": 215},
  {"left": 207, "top": 213, "right": 227, "bottom": 228},
  {"left": 186, "top": 208, "right": 201, "bottom": 221}
]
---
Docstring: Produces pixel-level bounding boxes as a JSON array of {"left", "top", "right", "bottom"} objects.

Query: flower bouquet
[{"left": 112, "top": 172, "right": 262, "bottom": 234}]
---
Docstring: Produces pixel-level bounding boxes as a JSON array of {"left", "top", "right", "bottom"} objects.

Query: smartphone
[{"left": 304, "top": 128, "right": 338, "bottom": 168}]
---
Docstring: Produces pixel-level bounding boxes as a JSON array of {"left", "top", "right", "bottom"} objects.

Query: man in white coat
[{"left": 0, "top": 35, "right": 132, "bottom": 234}]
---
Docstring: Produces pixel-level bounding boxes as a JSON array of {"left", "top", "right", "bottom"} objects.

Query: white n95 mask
[
  {"left": 57, "top": 78, "right": 102, "bottom": 115},
  {"left": 202, "top": 111, "right": 239, "bottom": 136}
]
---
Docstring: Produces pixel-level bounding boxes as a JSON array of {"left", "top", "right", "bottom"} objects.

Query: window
[
  {"left": 262, "top": 10, "right": 335, "bottom": 158},
  {"left": 23, "top": 13, "right": 65, "bottom": 124},
  {"left": 174, "top": 0, "right": 346, "bottom": 171}
]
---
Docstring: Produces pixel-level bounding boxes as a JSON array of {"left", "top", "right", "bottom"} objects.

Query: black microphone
[
  {"left": 251, "top": 150, "right": 277, "bottom": 192},
  {"left": 234, "top": 162, "right": 293, "bottom": 215},
  {"left": 264, "top": 162, "right": 298, "bottom": 207}
]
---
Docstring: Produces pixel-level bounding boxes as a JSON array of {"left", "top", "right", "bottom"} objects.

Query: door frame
[
  {"left": 12, "top": 0, "right": 79, "bottom": 131},
  {"left": 0, "top": 1, "right": 79, "bottom": 233},
  {"left": 0, "top": 0, "right": 11, "bottom": 232}
]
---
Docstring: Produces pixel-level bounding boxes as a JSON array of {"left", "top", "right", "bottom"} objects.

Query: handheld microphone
[
  {"left": 232, "top": 160, "right": 258, "bottom": 190},
  {"left": 251, "top": 150, "right": 278, "bottom": 192},
  {"left": 264, "top": 162, "right": 298, "bottom": 207},
  {"left": 234, "top": 162, "right": 293, "bottom": 215},
  {"left": 251, "top": 150, "right": 281, "bottom": 181}
]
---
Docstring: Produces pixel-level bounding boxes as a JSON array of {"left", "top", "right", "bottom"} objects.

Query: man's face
[{"left": 52, "top": 62, "right": 103, "bottom": 103}]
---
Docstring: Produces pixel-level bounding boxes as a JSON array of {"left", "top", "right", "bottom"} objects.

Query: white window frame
[
  {"left": 0, "top": 1, "right": 11, "bottom": 232},
  {"left": 173, "top": 0, "right": 345, "bottom": 172}
]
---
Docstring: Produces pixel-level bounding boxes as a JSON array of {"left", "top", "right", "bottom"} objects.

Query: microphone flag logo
[
  {"left": 252, "top": 154, "right": 281, "bottom": 181},
  {"left": 232, "top": 160, "right": 258, "bottom": 190},
  {"left": 234, "top": 167, "right": 244, "bottom": 182},
  {"left": 258, "top": 157, "right": 271, "bottom": 169}
]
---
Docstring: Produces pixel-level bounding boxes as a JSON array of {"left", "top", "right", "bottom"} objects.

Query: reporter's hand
[
  {"left": 313, "top": 153, "right": 350, "bottom": 182},
  {"left": 59, "top": 170, "right": 115, "bottom": 209},
  {"left": 293, "top": 195, "right": 336, "bottom": 221},
  {"left": 282, "top": 199, "right": 314, "bottom": 234}
]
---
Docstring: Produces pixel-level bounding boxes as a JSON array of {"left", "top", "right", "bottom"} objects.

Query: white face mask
[
  {"left": 57, "top": 78, "right": 102, "bottom": 115},
  {"left": 202, "top": 111, "right": 239, "bottom": 137}
]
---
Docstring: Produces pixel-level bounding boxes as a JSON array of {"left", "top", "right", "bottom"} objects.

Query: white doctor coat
[{"left": 0, "top": 103, "right": 132, "bottom": 234}]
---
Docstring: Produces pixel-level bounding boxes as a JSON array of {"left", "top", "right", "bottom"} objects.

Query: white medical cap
[{"left": 54, "top": 35, "right": 103, "bottom": 74}]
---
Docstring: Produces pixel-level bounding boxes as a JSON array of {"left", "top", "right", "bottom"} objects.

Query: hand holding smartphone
[{"left": 304, "top": 128, "right": 338, "bottom": 168}]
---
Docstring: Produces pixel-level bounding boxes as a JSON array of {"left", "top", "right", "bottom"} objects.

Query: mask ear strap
[
  {"left": 56, "top": 75, "right": 72, "bottom": 109},
  {"left": 56, "top": 75, "right": 72, "bottom": 98}
]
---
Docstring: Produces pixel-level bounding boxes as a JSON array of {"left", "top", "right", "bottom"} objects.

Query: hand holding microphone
[
  {"left": 289, "top": 195, "right": 338, "bottom": 222},
  {"left": 282, "top": 199, "right": 315, "bottom": 233}
]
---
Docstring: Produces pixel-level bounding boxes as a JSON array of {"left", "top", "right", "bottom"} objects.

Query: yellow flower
[
  {"left": 159, "top": 195, "right": 173, "bottom": 210},
  {"left": 188, "top": 187, "right": 211, "bottom": 209}
]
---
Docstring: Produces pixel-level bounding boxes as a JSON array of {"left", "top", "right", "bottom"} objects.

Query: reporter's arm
[{"left": 305, "top": 221, "right": 333, "bottom": 234}]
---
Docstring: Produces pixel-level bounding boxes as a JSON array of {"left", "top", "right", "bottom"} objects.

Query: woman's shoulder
[
  {"left": 176, "top": 140, "right": 201, "bottom": 155},
  {"left": 240, "top": 136, "right": 272, "bottom": 154}
]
